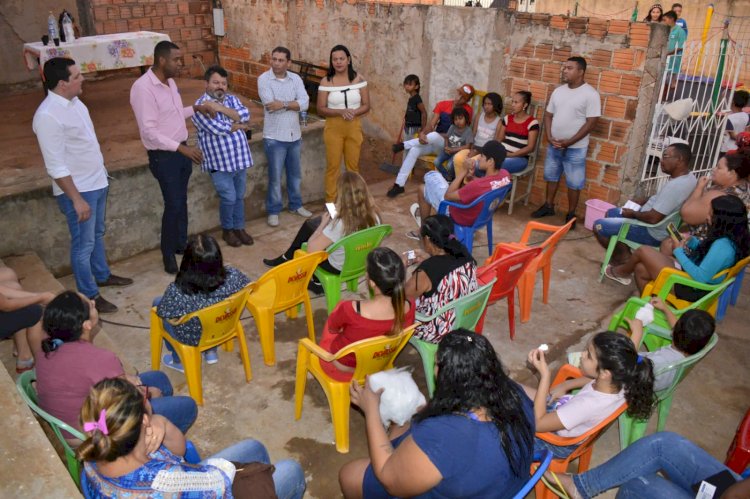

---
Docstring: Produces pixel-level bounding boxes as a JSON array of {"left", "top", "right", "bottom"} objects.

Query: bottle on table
[
  {"left": 47, "top": 12, "right": 58, "bottom": 42},
  {"left": 62, "top": 12, "right": 75, "bottom": 43}
]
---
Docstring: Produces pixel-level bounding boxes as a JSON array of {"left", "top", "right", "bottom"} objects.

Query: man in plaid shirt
[{"left": 192, "top": 66, "right": 254, "bottom": 247}]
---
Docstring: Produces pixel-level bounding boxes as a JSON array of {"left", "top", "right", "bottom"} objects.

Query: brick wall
[
  {"left": 505, "top": 13, "right": 654, "bottom": 213},
  {"left": 91, "top": 0, "right": 216, "bottom": 77}
]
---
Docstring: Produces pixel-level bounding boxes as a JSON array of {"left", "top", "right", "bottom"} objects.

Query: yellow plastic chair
[
  {"left": 640, "top": 255, "right": 750, "bottom": 316},
  {"left": 150, "top": 290, "right": 251, "bottom": 405},
  {"left": 245, "top": 251, "right": 328, "bottom": 366},
  {"left": 294, "top": 325, "right": 416, "bottom": 453}
]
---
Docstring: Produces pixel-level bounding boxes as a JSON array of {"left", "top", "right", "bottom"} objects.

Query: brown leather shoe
[
  {"left": 97, "top": 274, "right": 134, "bottom": 287},
  {"left": 222, "top": 229, "right": 241, "bottom": 247},
  {"left": 94, "top": 295, "right": 118, "bottom": 314},
  {"left": 234, "top": 229, "right": 254, "bottom": 246}
]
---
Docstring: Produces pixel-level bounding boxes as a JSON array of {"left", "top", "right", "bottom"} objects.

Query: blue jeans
[
  {"left": 501, "top": 156, "right": 529, "bottom": 174},
  {"left": 210, "top": 170, "right": 247, "bottom": 230},
  {"left": 148, "top": 150, "right": 192, "bottom": 259},
  {"left": 204, "top": 439, "right": 306, "bottom": 499},
  {"left": 56, "top": 187, "right": 111, "bottom": 299},
  {"left": 543, "top": 145, "right": 588, "bottom": 190},
  {"left": 434, "top": 150, "right": 457, "bottom": 180},
  {"left": 594, "top": 208, "right": 661, "bottom": 246},
  {"left": 574, "top": 432, "right": 741, "bottom": 499},
  {"left": 264, "top": 138, "right": 303, "bottom": 215},
  {"left": 139, "top": 370, "right": 198, "bottom": 434}
]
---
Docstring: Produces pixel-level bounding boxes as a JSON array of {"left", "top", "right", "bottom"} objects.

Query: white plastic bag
[
  {"left": 368, "top": 368, "right": 426, "bottom": 427},
  {"left": 635, "top": 302, "right": 655, "bottom": 327}
]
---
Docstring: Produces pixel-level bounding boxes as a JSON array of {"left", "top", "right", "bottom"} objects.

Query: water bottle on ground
[
  {"left": 47, "top": 12, "right": 58, "bottom": 42},
  {"left": 62, "top": 12, "right": 75, "bottom": 43},
  {"left": 299, "top": 111, "right": 308, "bottom": 128}
]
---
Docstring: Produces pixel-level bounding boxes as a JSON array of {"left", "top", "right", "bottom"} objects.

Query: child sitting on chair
[{"left": 624, "top": 296, "right": 715, "bottom": 391}]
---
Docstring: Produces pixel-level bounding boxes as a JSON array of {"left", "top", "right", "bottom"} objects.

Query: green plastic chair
[
  {"left": 607, "top": 275, "right": 733, "bottom": 352},
  {"left": 598, "top": 211, "right": 682, "bottom": 282},
  {"left": 304, "top": 224, "right": 393, "bottom": 313},
  {"left": 16, "top": 370, "right": 85, "bottom": 487},
  {"left": 410, "top": 278, "right": 496, "bottom": 397}
]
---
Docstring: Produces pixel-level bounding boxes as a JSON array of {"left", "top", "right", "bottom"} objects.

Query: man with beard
[
  {"left": 531, "top": 56, "right": 601, "bottom": 229},
  {"left": 192, "top": 65, "right": 254, "bottom": 248},
  {"left": 130, "top": 41, "right": 219, "bottom": 274}
]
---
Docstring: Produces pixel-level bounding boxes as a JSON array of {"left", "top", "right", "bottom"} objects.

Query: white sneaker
[
  {"left": 410, "top": 203, "right": 422, "bottom": 228},
  {"left": 291, "top": 206, "right": 313, "bottom": 218},
  {"left": 267, "top": 214, "right": 279, "bottom": 227}
]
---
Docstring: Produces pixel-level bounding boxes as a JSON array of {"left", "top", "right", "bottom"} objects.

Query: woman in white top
[
  {"left": 317, "top": 45, "right": 371, "bottom": 202},
  {"left": 471, "top": 92, "right": 503, "bottom": 150}
]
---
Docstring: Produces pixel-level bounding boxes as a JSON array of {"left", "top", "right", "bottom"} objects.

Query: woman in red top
[{"left": 319, "top": 247, "right": 415, "bottom": 381}]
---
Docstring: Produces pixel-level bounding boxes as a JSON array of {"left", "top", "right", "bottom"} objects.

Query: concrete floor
[{"left": 15, "top": 175, "right": 743, "bottom": 498}]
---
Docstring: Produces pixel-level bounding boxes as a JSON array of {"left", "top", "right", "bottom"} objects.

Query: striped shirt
[
  {"left": 192, "top": 93, "right": 253, "bottom": 173},
  {"left": 501, "top": 114, "right": 540, "bottom": 157},
  {"left": 257, "top": 69, "right": 310, "bottom": 142}
]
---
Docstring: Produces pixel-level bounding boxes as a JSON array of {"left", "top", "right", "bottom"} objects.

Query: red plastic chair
[
  {"left": 726, "top": 407, "right": 750, "bottom": 474},
  {"left": 475, "top": 247, "right": 542, "bottom": 339}
]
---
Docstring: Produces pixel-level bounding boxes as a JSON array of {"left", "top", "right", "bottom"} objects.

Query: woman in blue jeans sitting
[
  {"left": 156, "top": 234, "right": 250, "bottom": 372},
  {"left": 31, "top": 291, "right": 197, "bottom": 435},
  {"left": 549, "top": 431, "right": 748, "bottom": 498},
  {"left": 78, "top": 377, "right": 305, "bottom": 498}
]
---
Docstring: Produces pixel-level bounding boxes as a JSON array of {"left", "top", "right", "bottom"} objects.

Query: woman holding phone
[
  {"left": 605, "top": 195, "right": 750, "bottom": 293},
  {"left": 262, "top": 171, "right": 381, "bottom": 293}
]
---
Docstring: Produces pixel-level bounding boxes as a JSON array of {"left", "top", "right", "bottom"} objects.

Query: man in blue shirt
[
  {"left": 672, "top": 3, "right": 688, "bottom": 37},
  {"left": 662, "top": 11, "right": 687, "bottom": 100},
  {"left": 192, "top": 66, "right": 254, "bottom": 247}
]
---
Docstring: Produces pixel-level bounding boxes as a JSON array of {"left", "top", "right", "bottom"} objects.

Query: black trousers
[
  {"left": 148, "top": 150, "right": 192, "bottom": 259},
  {"left": 283, "top": 216, "right": 340, "bottom": 275}
]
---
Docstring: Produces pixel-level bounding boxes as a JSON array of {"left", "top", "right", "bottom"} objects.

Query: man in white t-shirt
[
  {"left": 33, "top": 58, "right": 133, "bottom": 314},
  {"left": 532, "top": 56, "right": 601, "bottom": 229}
]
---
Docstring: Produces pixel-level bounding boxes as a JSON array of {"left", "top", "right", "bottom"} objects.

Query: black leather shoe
[
  {"left": 164, "top": 255, "right": 178, "bottom": 274},
  {"left": 97, "top": 274, "right": 134, "bottom": 287},
  {"left": 565, "top": 212, "right": 577, "bottom": 230},
  {"left": 386, "top": 184, "right": 405, "bottom": 198},
  {"left": 94, "top": 295, "right": 118, "bottom": 314},
  {"left": 531, "top": 203, "right": 555, "bottom": 218},
  {"left": 263, "top": 255, "right": 288, "bottom": 268}
]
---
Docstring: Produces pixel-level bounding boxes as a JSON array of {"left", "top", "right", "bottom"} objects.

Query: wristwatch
[{"left": 282, "top": 101, "right": 288, "bottom": 110}]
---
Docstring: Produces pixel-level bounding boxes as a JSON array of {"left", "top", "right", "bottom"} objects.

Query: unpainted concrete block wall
[
  {"left": 0, "top": 125, "right": 326, "bottom": 275},
  {"left": 91, "top": 0, "right": 217, "bottom": 77},
  {"left": 504, "top": 13, "right": 667, "bottom": 213}
]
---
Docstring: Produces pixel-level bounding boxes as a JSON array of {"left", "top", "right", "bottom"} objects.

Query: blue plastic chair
[
  {"left": 515, "top": 449, "right": 554, "bottom": 499},
  {"left": 438, "top": 183, "right": 512, "bottom": 255},
  {"left": 717, "top": 266, "right": 747, "bottom": 321}
]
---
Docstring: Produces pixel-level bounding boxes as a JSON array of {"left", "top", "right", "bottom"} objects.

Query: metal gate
[{"left": 638, "top": 26, "right": 745, "bottom": 196}]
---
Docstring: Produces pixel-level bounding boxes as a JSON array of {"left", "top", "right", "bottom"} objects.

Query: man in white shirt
[
  {"left": 32, "top": 58, "right": 133, "bottom": 314},
  {"left": 257, "top": 46, "right": 312, "bottom": 227},
  {"left": 531, "top": 56, "right": 601, "bottom": 229}
]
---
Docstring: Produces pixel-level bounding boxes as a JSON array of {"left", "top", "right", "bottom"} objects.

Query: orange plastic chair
[
  {"left": 535, "top": 364, "right": 628, "bottom": 499},
  {"left": 294, "top": 324, "right": 416, "bottom": 453},
  {"left": 245, "top": 251, "right": 328, "bottom": 366},
  {"left": 476, "top": 246, "right": 542, "bottom": 339},
  {"left": 486, "top": 218, "right": 575, "bottom": 323},
  {"left": 641, "top": 255, "right": 750, "bottom": 317},
  {"left": 150, "top": 290, "right": 252, "bottom": 405}
]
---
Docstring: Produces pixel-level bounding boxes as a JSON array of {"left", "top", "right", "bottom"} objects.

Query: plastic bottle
[
  {"left": 47, "top": 12, "right": 58, "bottom": 41},
  {"left": 62, "top": 12, "right": 75, "bottom": 43}
]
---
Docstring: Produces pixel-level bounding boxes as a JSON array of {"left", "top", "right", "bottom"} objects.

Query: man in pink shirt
[{"left": 130, "top": 41, "right": 218, "bottom": 274}]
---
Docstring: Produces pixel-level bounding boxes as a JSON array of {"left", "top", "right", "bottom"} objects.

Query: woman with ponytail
[
  {"left": 32, "top": 291, "right": 198, "bottom": 436},
  {"left": 78, "top": 378, "right": 306, "bottom": 498},
  {"left": 405, "top": 214, "right": 478, "bottom": 343},
  {"left": 319, "top": 247, "right": 414, "bottom": 381},
  {"left": 525, "top": 331, "right": 656, "bottom": 458}
]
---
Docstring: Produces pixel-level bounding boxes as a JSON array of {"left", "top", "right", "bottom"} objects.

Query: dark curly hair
[
  {"left": 41, "top": 291, "right": 90, "bottom": 356},
  {"left": 593, "top": 332, "right": 656, "bottom": 420},
  {"left": 414, "top": 329, "right": 534, "bottom": 478},
  {"left": 175, "top": 234, "right": 226, "bottom": 295},
  {"left": 691, "top": 194, "right": 750, "bottom": 265},
  {"left": 483, "top": 92, "right": 504, "bottom": 116}
]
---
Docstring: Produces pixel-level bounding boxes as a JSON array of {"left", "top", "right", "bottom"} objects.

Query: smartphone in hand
[
  {"left": 667, "top": 222, "right": 683, "bottom": 241},
  {"left": 326, "top": 202, "right": 337, "bottom": 219},
  {"left": 405, "top": 250, "right": 417, "bottom": 266}
]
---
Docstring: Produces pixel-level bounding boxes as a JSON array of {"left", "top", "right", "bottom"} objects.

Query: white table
[{"left": 23, "top": 31, "right": 170, "bottom": 76}]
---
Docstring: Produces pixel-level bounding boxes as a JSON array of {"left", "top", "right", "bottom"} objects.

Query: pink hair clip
[{"left": 83, "top": 409, "right": 109, "bottom": 435}]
